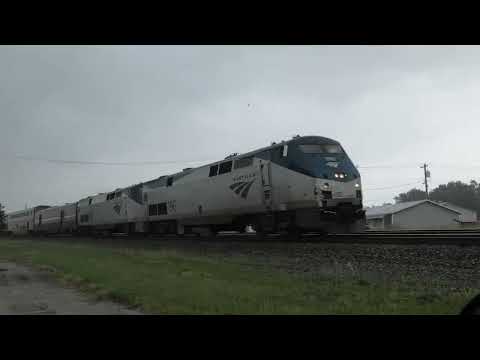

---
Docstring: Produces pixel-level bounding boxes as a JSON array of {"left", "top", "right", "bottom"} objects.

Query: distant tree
[
  {"left": 0, "top": 203, "right": 5, "bottom": 230},
  {"left": 394, "top": 188, "right": 426, "bottom": 203},
  {"left": 395, "top": 180, "right": 480, "bottom": 213},
  {"left": 429, "top": 181, "right": 480, "bottom": 212}
]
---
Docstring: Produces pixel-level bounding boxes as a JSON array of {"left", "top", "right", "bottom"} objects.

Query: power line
[
  {"left": 428, "top": 163, "right": 480, "bottom": 168},
  {"left": 358, "top": 165, "right": 420, "bottom": 169},
  {"left": 364, "top": 182, "right": 422, "bottom": 191},
  {"left": 9, "top": 153, "right": 480, "bottom": 177},
  {"left": 359, "top": 162, "right": 480, "bottom": 169},
  {"left": 5, "top": 155, "right": 426, "bottom": 170},
  {"left": 13, "top": 155, "right": 217, "bottom": 166}
]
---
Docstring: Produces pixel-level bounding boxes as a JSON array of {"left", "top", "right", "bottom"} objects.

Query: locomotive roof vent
[{"left": 225, "top": 153, "right": 239, "bottom": 159}]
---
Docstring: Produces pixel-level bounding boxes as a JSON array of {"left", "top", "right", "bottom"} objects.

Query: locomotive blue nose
[{"left": 287, "top": 141, "right": 360, "bottom": 181}]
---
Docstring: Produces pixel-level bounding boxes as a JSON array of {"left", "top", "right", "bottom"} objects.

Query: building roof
[
  {"left": 365, "top": 200, "right": 462, "bottom": 219},
  {"left": 435, "top": 202, "right": 478, "bottom": 223}
]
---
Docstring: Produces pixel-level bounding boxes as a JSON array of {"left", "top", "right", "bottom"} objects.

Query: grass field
[{"left": 0, "top": 238, "right": 474, "bottom": 314}]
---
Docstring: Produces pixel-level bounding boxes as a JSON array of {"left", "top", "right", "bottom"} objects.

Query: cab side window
[
  {"left": 270, "top": 146, "right": 284, "bottom": 163},
  {"left": 257, "top": 150, "right": 271, "bottom": 161},
  {"left": 234, "top": 157, "right": 253, "bottom": 169}
]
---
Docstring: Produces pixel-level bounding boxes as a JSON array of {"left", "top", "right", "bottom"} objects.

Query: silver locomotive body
[
  {"left": 8, "top": 136, "right": 365, "bottom": 237},
  {"left": 143, "top": 135, "right": 365, "bottom": 235}
]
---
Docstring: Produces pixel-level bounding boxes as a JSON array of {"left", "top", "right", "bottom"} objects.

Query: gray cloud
[{"left": 1, "top": 45, "right": 480, "bottom": 211}]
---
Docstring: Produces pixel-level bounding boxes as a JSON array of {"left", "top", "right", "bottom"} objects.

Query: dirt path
[{"left": 0, "top": 262, "right": 142, "bottom": 315}]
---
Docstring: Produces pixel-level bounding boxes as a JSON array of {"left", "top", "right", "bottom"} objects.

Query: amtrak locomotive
[{"left": 6, "top": 136, "right": 366, "bottom": 238}]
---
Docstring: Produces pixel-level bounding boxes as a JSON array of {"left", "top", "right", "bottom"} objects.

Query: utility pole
[{"left": 421, "top": 163, "right": 430, "bottom": 199}]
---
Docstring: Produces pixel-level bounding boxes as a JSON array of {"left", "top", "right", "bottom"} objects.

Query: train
[{"left": 6, "top": 135, "right": 366, "bottom": 239}]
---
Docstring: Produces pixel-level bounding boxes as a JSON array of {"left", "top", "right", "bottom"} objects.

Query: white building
[{"left": 366, "top": 200, "right": 478, "bottom": 230}]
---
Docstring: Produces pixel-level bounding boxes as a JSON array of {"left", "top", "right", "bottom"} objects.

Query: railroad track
[
  {"left": 365, "top": 229, "right": 480, "bottom": 234},
  {"left": 4, "top": 230, "right": 480, "bottom": 246},
  {"left": 323, "top": 234, "right": 480, "bottom": 246},
  {"left": 145, "top": 231, "right": 480, "bottom": 246}
]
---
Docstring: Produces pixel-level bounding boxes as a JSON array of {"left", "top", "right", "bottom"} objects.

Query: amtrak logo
[
  {"left": 113, "top": 204, "right": 121, "bottom": 215},
  {"left": 230, "top": 179, "right": 255, "bottom": 199}
]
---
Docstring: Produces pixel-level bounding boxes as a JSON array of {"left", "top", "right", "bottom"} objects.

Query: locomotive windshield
[{"left": 298, "top": 144, "right": 343, "bottom": 154}]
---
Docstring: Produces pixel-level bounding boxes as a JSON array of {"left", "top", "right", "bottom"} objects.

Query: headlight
[
  {"left": 322, "top": 183, "right": 329, "bottom": 189},
  {"left": 334, "top": 173, "right": 339, "bottom": 178},
  {"left": 355, "top": 183, "right": 360, "bottom": 188}
]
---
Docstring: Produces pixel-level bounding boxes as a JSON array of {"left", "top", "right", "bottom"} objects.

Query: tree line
[{"left": 394, "top": 180, "right": 480, "bottom": 213}]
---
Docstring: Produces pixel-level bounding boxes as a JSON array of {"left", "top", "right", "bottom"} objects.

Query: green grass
[{"left": 0, "top": 239, "right": 474, "bottom": 314}]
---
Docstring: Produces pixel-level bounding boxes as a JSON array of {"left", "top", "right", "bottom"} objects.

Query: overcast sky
[{"left": 1, "top": 45, "right": 480, "bottom": 212}]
